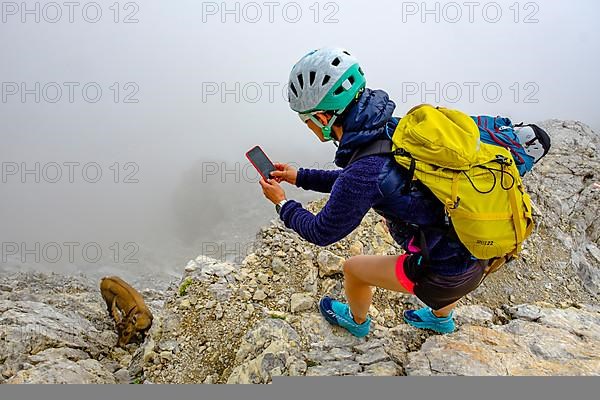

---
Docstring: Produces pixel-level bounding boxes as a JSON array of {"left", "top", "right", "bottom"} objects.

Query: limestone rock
[
  {"left": 113, "top": 368, "right": 131, "bottom": 384},
  {"left": 253, "top": 290, "right": 268, "bottom": 301},
  {"left": 455, "top": 305, "right": 494, "bottom": 325},
  {"left": 0, "top": 299, "right": 108, "bottom": 381},
  {"left": 302, "top": 263, "right": 319, "bottom": 293},
  {"left": 405, "top": 305, "right": 600, "bottom": 376},
  {"left": 227, "top": 319, "right": 302, "bottom": 383},
  {"left": 349, "top": 241, "right": 364, "bottom": 256},
  {"left": 317, "top": 250, "right": 345, "bottom": 277},
  {"left": 306, "top": 360, "right": 361, "bottom": 376},
  {"left": 188, "top": 256, "right": 236, "bottom": 281},
  {"left": 8, "top": 358, "right": 116, "bottom": 384},
  {"left": 329, "top": 347, "right": 355, "bottom": 361},
  {"left": 363, "top": 361, "right": 399, "bottom": 376},
  {"left": 356, "top": 348, "right": 389, "bottom": 365},
  {"left": 271, "top": 257, "right": 287, "bottom": 274},
  {"left": 290, "top": 293, "right": 314, "bottom": 313}
]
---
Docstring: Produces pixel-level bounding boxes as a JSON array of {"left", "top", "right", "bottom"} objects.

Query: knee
[{"left": 343, "top": 256, "right": 362, "bottom": 277}]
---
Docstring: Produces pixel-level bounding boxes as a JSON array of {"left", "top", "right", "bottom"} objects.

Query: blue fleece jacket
[{"left": 282, "top": 155, "right": 386, "bottom": 247}]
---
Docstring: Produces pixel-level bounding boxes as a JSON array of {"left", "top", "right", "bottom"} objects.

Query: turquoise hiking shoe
[
  {"left": 318, "top": 296, "right": 371, "bottom": 338},
  {"left": 403, "top": 307, "right": 456, "bottom": 334}
]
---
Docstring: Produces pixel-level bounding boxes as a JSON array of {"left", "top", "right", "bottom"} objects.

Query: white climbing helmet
[{"left": 288, "top": 47, "right": 366, "bottom": 114}]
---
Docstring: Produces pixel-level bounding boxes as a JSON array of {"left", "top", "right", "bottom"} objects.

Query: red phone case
[{"left": 246, "top": 146, "right": 275, "bottom": 181}]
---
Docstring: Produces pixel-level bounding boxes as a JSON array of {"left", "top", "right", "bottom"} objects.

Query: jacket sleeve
[
  {"left": 295, "top": 168, "right": 342, "bottom": 193},
  {"left": 280, "top": 159, "right": 384, "bottom": 246}
]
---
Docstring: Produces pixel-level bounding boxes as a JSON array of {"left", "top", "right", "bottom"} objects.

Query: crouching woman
[{"left": 260, "top": 48, "right": 484, "bottom": 336}]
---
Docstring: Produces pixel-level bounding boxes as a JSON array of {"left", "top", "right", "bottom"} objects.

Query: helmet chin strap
[{"left": 310, "top": 113, "right": 339, "bottom": 142}]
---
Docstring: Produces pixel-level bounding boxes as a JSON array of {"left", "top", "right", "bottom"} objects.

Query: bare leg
[
  {"left": 343, "top": 255, "right": 410, "bottom": 324},
  {"left": 432, "top": 300, "right": 459, "bottom": 318}
]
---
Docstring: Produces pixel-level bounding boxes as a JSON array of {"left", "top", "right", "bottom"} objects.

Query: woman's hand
[
  {"left": 270, "top": 163, "right": 297, "bottom": 185},
  {"left": 259, "top": 178, "right": 287, "bottom": 205}
]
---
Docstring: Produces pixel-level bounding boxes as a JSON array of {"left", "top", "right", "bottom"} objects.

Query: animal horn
[{"left": 111, "top": 297, "right": 122, "bottom": 324}]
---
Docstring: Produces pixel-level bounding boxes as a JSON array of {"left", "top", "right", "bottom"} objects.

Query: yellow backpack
[{"left": 391, "top": 104, "right": 534, "bottom": 262}]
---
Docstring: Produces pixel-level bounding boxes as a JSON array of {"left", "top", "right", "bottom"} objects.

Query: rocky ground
[
  {"left": 0, "top": 272, "right": 165, "bottom": 383},
  {"left": 1, "top": 120, "right": 599, "bottom": 383}
]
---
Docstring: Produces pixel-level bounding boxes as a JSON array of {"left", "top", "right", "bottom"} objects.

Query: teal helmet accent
[
  {"left": 288, "top": 48, "right": 366, "bottom": 140},
  {"left": 315, "top": 63, "right": 366, "bottom": 112}
]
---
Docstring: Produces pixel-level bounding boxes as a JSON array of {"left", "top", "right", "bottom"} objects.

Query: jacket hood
[{"left": 334, "top": 88, "right": 396, "bottom": 168}]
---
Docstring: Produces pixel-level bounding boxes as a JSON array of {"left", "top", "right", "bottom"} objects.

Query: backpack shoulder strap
[{"left": 348, "top": 139, "right": 394, "bottom": 166}]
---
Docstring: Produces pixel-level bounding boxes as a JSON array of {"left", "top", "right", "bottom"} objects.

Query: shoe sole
[{"left": 403, "top": 315, "right": 455, "bottom": 334}]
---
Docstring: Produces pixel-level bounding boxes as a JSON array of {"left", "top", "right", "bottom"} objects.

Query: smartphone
[{"left": 246, "top": 146, "right": 276, "bottom": 181}]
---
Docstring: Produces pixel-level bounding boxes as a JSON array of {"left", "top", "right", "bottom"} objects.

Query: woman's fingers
[
  {"left": 260, "top": 178, "right": 278, "bottom": 189},
  {"left": 259, "top": 178, "right": 286, "bottom": 204},
  {"left": 270, "top": 170, "right": 288, "bottom": 184},
  {"left": 271, "top": 163, "right": 296, "bottom": 184},
  {"left": 267, "top": 179, "right": 280, "bottom": 188}
]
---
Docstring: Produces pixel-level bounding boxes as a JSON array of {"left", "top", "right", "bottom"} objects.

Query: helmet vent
[
  {"left": 290, "top": 83, "right": 298, "bottom": 97},
  {"left": 348, "top": 76, "right": 355, "bottom": 85},
  {"left": 358, "top": 67, "right": 364, "bottom": 75},
  {"left": 334, "top": 86, "right": 345, "bottom": 96},
  {"left": 309, "top": 71, "right": 316, "bottom": 86},
  {"left": 343, "top": 51, "right": 351, "bottom": 56},
  {"left": 297, "top": 74, "right": 304, "bottom": 89},
  {"left": 322, "top": 75, "right": 331, "bottom": 85},
  {"left": 331, "top": 57, "right": 341, "bottom": 67}
]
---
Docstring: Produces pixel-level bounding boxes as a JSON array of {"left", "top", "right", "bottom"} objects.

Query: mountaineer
[{"left": 259, "top": 47, "right": 549, "bottom": 337}]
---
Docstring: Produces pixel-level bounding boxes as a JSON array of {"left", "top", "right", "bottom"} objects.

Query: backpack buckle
[
  {"left": 495, "top": 155, "right": 512, "bottom": 165},
  {"left": 394, "top": 148, "right": 411, "bottom": 158},
  {"left": 445, "top": 197, "right": 460, "bottom": 210}
]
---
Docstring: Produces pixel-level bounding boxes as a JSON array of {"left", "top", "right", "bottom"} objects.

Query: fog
[{"left": 1, "top": 0, "right": 598, "bottom": 288}]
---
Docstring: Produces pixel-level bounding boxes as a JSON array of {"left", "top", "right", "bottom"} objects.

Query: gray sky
[{"left": 1, "top": 0, "right": 598, "bottom": 286}]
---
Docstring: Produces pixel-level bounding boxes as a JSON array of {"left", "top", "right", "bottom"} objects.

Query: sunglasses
[{"left": 298, "top": 111, "right": 319, "bottom": 123}]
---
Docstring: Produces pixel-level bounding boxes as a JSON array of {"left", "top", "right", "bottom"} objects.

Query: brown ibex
[{"left": 100, "top": 276, "right": 153, "bottom": 347}]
